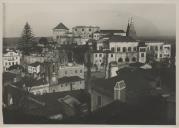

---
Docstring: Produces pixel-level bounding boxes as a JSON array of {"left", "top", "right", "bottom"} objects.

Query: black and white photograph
[{"left": 1, "top": 1, "right": 176, "bottom": 125}]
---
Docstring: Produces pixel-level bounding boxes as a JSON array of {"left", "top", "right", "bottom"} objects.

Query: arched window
[
  {"left": 118, "top": 58, "right": 123, "bottom": 62},
  {"left": 132, "top": 57, "right": 136, "bottom": 62},
  {"left": 123, "top": 47, "right": 126, "bottom": 52},
  {"left": 125, "top": 57, "right": 129, "bottom": 62}
]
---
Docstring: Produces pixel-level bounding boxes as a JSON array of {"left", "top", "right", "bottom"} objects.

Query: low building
[
  {"left": 72, "top": 26, "right": 100, "bottom": 40},
  {"left": 53, "top": 22, "right": 69, "bottom": 42},
  {"left": 23, "top": 54, "right": 46, "bottom": 64},
  {"left": 3, "top": 49, "right": 21, "bottom": 71},
  {"left": 145, "top": 41, "right": 171, "bottom": 61},
  {"left": 58, "top": 63, "right": 85, "bottom": 79},
  {"left": 28, "top": 62, "right": 41, "bottom": 74},
  {"left": 49, "top": 76, "right": 85, "bottom": 93}
]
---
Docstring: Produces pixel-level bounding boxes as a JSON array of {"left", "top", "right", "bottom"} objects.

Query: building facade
[
  {"left": 72, "top": 26, "right": 100, "bottom": 40},
  {"left": 58, "top": 63, "right": 85, "bottom": 79},
  {"left": 27, "top": 62, "right": 41, "bottom": 74},
  {"left": 49, "top": 76, "right": 85, "bottom": 93},
  {"left": 3, "top": 49, "right": 21, "bottom": 71}
]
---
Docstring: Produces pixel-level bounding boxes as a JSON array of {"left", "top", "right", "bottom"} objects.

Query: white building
[
  {"left": 145, "top": 41, "right": 171, "bottom": 61},
  {"left": 58, "top": 63, "right": 85, "bottom": 79},
  {"left": 29, "top": 83, "right": 49, "bottom": 95},
  {"left": 108, "top": 36, "right": 139, "bottom": 64},
  {"left": 28, "top": 62, "right": 41, "bottom": 74},
  {"left": 163, "top": 44, "right": 171, "bottom": 58},
  {"left": 53, "top": 22, "right": 69, "bottom": 42},
  {"left": 3, "top": 49, "right": 21, "bottom": 71},
  {"left": 72, "top": 26, "right": 100, "bottom": 40}
]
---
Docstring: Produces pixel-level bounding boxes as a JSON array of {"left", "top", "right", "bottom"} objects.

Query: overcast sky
[{"left": 3, "top": 3, "right": 176, "bottom": 37}]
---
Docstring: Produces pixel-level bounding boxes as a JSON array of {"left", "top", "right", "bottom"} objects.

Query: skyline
[{"left": 3, "top": 3, "right": 176, "bottom": 38}]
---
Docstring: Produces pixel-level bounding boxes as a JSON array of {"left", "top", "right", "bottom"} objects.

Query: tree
[
  {"left": 39, "top": 37, "right": 48, "bottom": 47},
  {"left": 18, "top": 22, "right": 35, "bottom": 54}
]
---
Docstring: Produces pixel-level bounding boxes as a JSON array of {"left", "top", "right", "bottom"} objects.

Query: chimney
[{"left": 114, "top": 80, "right": 126, "bottom": 102}]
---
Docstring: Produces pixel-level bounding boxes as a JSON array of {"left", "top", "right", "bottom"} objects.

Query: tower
[{"left": 126, "top": 17, "right": 137, "bottom": 40}]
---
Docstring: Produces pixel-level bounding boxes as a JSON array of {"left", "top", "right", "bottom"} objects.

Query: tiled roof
[
  {"left": 13, "top": 77, "right": 47, "bottom": 87},
  {"left": 101, "top": 30, "right": 125, "bottom": 33},
  {"left": 92, "top": 67, "right": 158, "bottom": 98},
  {"left": 54, "top": 23, "right": 69, "bottom": 30},
  {"left": 109, "top": 35, "right": 136, "bottom": 42},
  {"left": 29, "top": 62, "right": 42, "bottom": 67},
  {"left": 58, "top": 76, "right": 84, "bottom": 84}
]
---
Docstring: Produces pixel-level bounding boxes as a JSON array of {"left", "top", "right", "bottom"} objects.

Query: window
[
  {"left": 89, "top": 28, "right": 91, "bottom": 31},
  {"left": 82, "top": 28, "right": 84, "bottom": 31},
  {"left": 117, "top": 47, "right": 121, "bottom": 52},
  {"left": 141, "top": 53, "right": 144, "bottom": 57},
  {"left": 133, "top": 47, "right": 137, "bottom": 51},
  {"left": 111, "top": 47, "right": 115, "bottom": 52},
  {"left": 80, "top": 69, "right": 82, "bottom": 73},
  {"left": 128, "top": 47, "right": 131, "bottom": 52},
  {"left": 160, "top": 54, "right": 162, "bottom": 58},
  {"left": 118, "top": 58, "right": 123, "bottom": 62},
  {"left": 56, "top": 36, "right": 59, "bottom": 40},
  {"left": 99, "top": 54, "right": 102, "bottom": 57},
  {"left": 111, "top": 54, "right": 113, "bottom": 58},
  {"left": 65, "top": 71, "right": 67, "bottom": 75},
  {"left": 160, "top": 46, "right": 163, "bottom": 50},
  {"left": 132, "top": 57, "right": 136, "bottom": 62},
  {"left": 123, "top": 47, "right": 126, "bottom": 52},
  {"left": 9, "top": 62, "right": 11, "bottom": 65},
  {"left": 95, "top": 54, "right": 98, "bottom": 57},
  {"left": 100, "top": 60, "right": 101, "bottom": 62},
  {"left": 75, "top": 70, "right": 78, "bottom": 73},
  {"left": 75, "top": 29, "right": 77, "bottom": 31},
  {"left": 97, "top": 96, "right": 102, "bottom": 107},
  {"left": 125, "top": 57, "right": 129, "bottom": 62},
  {"left": 155, "top": 46, "right": 158, "bottom": 51}
]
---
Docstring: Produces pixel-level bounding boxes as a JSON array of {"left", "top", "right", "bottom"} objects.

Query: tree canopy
[{"left": 18, "top": 22, "right": 36, "bottom": 55}]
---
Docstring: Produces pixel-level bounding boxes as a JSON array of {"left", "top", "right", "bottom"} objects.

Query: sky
[{"left": 3, "top": 3, "right": 176, "bottom": 37}]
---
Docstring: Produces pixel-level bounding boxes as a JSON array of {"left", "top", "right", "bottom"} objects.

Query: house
[
  {"left": 58, "top": 63, "right": 85, "bottom": 79},
  {"left": 91, "top": 67, "right": 160, "bottom": 111},
  {"left": 12, "top": 77, "right": 49, "bottom": 95},
  {"left": 23, "top": 54, "right": 46, "bottom": 64},
  {"left": 72, "top": 26, "right": 100, "bottom": 40},
  {"left": 53, "top": 22, "right": 69, "bottom": 42},
  {"left": 49, "top": 76, "right": 85, "bottom": 93},
  {"left": 3, "top": 49, "right": 21, "bottom": 71},
  {"left": 28, "top": 62, "right": 41, "bottom": 74}
]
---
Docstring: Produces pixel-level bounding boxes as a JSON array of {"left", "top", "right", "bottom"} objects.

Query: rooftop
[
  {"left": 58, "top": 76, "right": 84, "bottom": 84},
  {"left": 101, "top": 30, "right": 125, "bottom": 33},
  {"left": 54, "top": 23, "right": 69, "bottom": 30},
  {"left": 29, "top": 62, "right": 42, "bottom": 67},
  {"left": 13, "top": 77, "right": 47, "bottom": 88},
  {"left": 109, "top": 35, "right": 136, "bottom": 42},
  {"left": 92, "top": 67, "right": 158, "bottom": 99}
]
